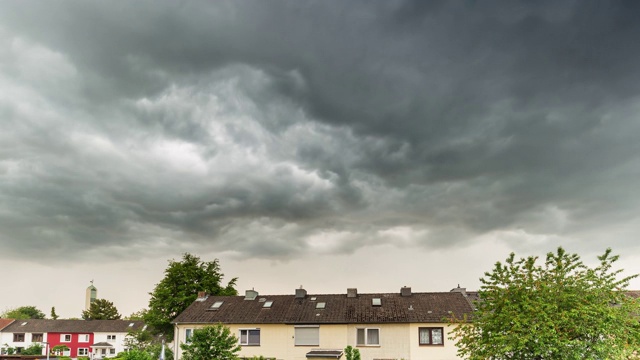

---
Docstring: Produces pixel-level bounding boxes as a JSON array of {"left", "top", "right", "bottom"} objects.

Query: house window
[
  {"left": 295, "top": 326, "right": 319, "bottom": 346},
  {"left": 110, "top": 348, "right": 116, "bottom": 354},
  {"left": 32, "top": 333, "right": 43, "bottom": 342},
  {"left": 419, "top": 327, "right": 444, "bottom": 345},
  {"left": 356, "top": 328, "right": 379, "bottom": 346},
  {"left": 185, "top": 329, "right": 193, "bottom": 343},
  {"left": 61, "top": 334, "right": 72, "bottom": 342},
  {"left": 13, "top": 333, "right": 25, "bottom": 342},
  {"left": 79, "top": 334, "right": 90, "bottom": 342},
  {"left": 107, "top": 335, "right": 116, "bottom": 341},
  {"left": 78, "top": 348, "right": 89, "bottom": 356},
  {"left": 239, "top": 329, "right": 260, "bottom": 346}
]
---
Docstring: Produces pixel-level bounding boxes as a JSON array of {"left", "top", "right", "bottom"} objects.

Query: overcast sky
[{"left": 2, "top": 0, "right": 640, "bottom": 319}]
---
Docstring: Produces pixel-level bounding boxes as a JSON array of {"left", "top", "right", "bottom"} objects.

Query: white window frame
[
  {"left": 294, "top": 325, "right": 319, "bottom": 346},
  {"left": 110, "top": 348, "right": 116, "bottom": 354},
  {"left": 239, "top": 328, "right": 260, "bottom": 346},
  {"left": 356, "top": 328, "right": 380, "bottom": 346},
  {"left": 78, "top": 348, "right": 89, "bottom": 356},
  {"left": 107, "top": 334, "right": 116, "bottom": 341},
  {"left": 61, "top": 334, "right": 72, "bottom": 342},
  {"left": 185, "top": 328, "right": 193, "bottom": 343},
  {"left": 79, "top": 334, "right": 90, "bottom": 343}
]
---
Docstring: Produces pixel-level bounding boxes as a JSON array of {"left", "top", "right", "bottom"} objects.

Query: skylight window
[
  {"left": 372, "top": 298, "right": 382, "bottom": 306},
  {"left": 211, "top": 301, "right": 224, "bottom": 310},
  {"left": 263, "top": 301, "right": 273, "bottom": 308},
  {"left": 316, "top": 302, "right": 326, "bottom": 309},
  {"left": 310, "top": 297, "right": 317, "bottom": 301}
]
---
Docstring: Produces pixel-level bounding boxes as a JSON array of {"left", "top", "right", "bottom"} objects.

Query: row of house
[
  {"left": 0, "top": 319, "right": 145, "bottom": 359},
  {"left": 172, "top": 286, "right": 476, "bottom": 360}
]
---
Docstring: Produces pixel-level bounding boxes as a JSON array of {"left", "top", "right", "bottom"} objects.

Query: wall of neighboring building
[
  {"left": 93, "top": 331, "right": 128, "bottom": 357},
  {"left": 48, "top": 332, "right": 93, "bottom": 358},
  {"left": 0, "top": 331, "right": 48, "bottom": 355}
]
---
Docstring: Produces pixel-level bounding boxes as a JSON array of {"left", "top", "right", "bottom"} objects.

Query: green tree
[
  {"left": 145, "top": 253, "right": 237, "bottom": 338},
  {"left": 50, "top": 306, "right": 59, "bottom": 320},
  {"left": 1, "top": 306, "right": 46, "bottom": 319},
  {"left": 451, "top": 247, "right": 640, "bottom": 360},
  {"left": 126, "top": 308, "right": 148, "bottom": 320},
  {"left": 81, "top": 299, "right": 121, "bottom": 320},
  {"left": 344, "top": 345, "right": 361, "bottom": 360},
  {"left": 52, "top": 345, "right": 70, "bottom": 356},
  {"left": 113, "top": 349, "right": 154, "bottom": 360},
  {"left": 21, "top": 344, "right": 43, "bottom": 355},
  {"left": 123, "top": 328, "right": 155, "bottom": 351},
  {"left": 180, "top": 324, "right": 240, "bottom": 360}
]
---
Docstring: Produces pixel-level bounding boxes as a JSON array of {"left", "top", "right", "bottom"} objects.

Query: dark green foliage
[
  {"left": 123, "top": 328, "right": 173, "bottom": 360},
  {"left": 50, "top": 306, "right": 59, "bottom": 320},
  {"left": 144, "top": 253, "right": 237, "bottom": 338},
  {"left": 1, "top": 305, "right": 46, "bottom": 319},
  {"left": 180, "top": 324, "right": 241, "bottom": 360},
  {"left": 451, "top": 247, "right": 640, "bottom": 360},
  {"left": 21, "top": 344, "right": 43, "bottom": 355},
  {"left": 81, "top": 298, "right": 122, "bottom": 320},
  {"left": 126, "top": 309, "right": 147, "bottom": 320},
  {"left": 114, "top": 349, "right": 154, "bottom": 360}
]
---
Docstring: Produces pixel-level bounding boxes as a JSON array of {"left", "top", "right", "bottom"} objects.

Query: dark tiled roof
[
  {"left": 173, "top": 291, "right": 474, "bottom": 325},
  {"left": 627, "top": 291, "right": 640, "bottom": 299},
  {"left": 1, "top": 319, "right": 145, "bottom": 333}
]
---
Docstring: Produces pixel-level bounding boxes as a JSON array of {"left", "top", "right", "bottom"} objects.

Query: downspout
[{"left": 174, "top": 322, "right": 179, "bottom": 360}]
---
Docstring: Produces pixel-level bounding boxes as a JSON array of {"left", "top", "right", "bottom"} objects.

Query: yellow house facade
[{"left": 172, "top": 287, "right": 473, "bottom": 360}]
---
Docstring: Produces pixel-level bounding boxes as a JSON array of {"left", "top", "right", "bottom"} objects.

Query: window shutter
[{"left": 295, "top": 327, "right": 319, "bottom": 346}]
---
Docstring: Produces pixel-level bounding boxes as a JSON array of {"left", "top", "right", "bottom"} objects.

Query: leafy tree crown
[{"left": 451, "top": 247, "right": 640, "bottom": 360}]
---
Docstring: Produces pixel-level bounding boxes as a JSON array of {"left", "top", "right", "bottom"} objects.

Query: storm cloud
[{"left": 2, "top": 0, "right": 640, "bottom": 265}]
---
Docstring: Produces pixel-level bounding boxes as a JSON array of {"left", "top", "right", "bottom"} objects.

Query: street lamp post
[{"left": 42, "top": 342, "right": 49, "bottom": 360}]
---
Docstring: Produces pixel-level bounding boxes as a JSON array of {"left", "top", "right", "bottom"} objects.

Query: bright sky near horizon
[{"left": 2, "top": 1, "right": 640, "bottom": 319}]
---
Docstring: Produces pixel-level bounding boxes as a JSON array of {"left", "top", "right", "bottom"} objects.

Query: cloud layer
[{"left": 2, "top": 1, "right": 640, "bottom": 264}]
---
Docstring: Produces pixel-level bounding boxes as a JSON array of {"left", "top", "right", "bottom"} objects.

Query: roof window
[
  {"left": 211, "top": 301, "right": 224, "bottom": 310},
  {"left": 372, "top": 298, "right": 382, "bottom": 306},
  {"left": 316, "top": 302, "right": 326, "bottom": 309},
  {"left": 263, "top": 301, "right": 273, "bottom": 308}
]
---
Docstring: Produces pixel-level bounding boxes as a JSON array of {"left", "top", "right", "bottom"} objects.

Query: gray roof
[
  {"left": 173, "top": 290, "right": 474, "bottom": 325},
  {"left": 1, "top": 319, "right": 145, "bottom": 333}
]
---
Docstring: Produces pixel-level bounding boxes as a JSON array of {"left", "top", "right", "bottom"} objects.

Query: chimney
[
  {"left": 450, "top": 284, "right": 467, "bottom": 296},
  {"left": 295, "top": 287, "right": 307, "bottom": 299},
  {"left": 195, "top": 291, "right": 208, "bottom": 302},
  {"left": 347, "top": 288, "right": 358, "bottom": 298},
  {"left": 245, "top": 289, "right": 259, "bottom": 300},
  {"left": 401, "top": 286, "right": 412, "bottom": 297}
]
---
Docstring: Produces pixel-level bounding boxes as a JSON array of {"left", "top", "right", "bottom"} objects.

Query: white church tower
[{"left": 85, "top": 280, "right": 97, "bottom": 310}]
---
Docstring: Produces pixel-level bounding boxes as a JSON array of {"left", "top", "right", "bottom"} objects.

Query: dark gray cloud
[{"left": 1, "top": 0, "right": 640, "bottom": 263}]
